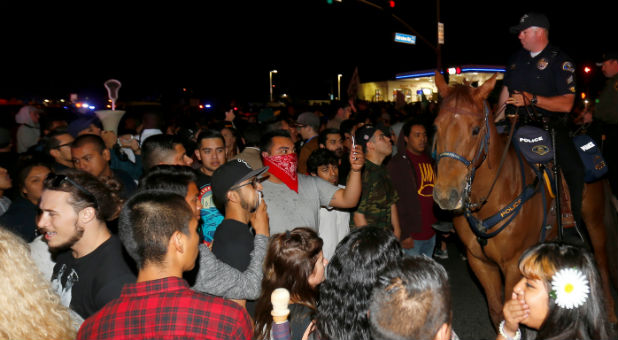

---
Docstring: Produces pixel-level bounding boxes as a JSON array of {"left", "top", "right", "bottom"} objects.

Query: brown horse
[{"left": 431, "top": 71, "right": 618, "bottom": 327}]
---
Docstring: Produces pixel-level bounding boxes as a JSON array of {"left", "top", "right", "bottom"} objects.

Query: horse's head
[{"left": 432, "top": 71, "right": 498, "bottom": 210}]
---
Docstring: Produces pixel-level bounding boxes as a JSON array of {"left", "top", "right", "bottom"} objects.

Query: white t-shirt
[
  {"left": 319, "top": 205, "right": 350, "bottom": 261},
  {"left": 261, "top": 174, "right": 339, "bottom": 235}
]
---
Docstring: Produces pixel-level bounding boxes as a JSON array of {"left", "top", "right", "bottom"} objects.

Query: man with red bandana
[{"left": 259, "top": 129, "right": 364, "bottom": 234}]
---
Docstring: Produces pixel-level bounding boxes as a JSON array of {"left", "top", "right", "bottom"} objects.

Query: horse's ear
[
  {"left": 434, "top": 70, "right": 449, "bottom": 97},
  {"left": 475, "top": 73, "right": 498, "bottom": 100}
]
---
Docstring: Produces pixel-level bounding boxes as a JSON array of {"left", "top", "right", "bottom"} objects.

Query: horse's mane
[{"left": 442, "top": 84, "right": 477, "bottom": 108}]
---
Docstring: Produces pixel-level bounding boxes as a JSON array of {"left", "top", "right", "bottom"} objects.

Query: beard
[
  {"left": 240, "top": 193, "right": 258, "bottom": 213},
  {"left": 49, "top": 220, "right": 85, "bottom": 251},
  {"left": 332, "top": 147, "right": 345, "bottom": 158}
]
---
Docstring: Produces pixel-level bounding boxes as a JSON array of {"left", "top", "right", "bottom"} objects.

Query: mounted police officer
[{"left": 496, "top": 12, "right": 584, "bottom": 234}]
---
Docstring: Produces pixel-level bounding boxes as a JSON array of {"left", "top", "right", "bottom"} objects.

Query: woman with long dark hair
[
  {"left": 500, "top": 242, "right": 615, "bottom": 340},
  {"left": 221, "top": 125, "right": 241, "bottom": 160},
  {"left": 315, "top": 226, "right": 403, "bottom": 340},
  {"left": 254, "top": 227, "right": 327, "bottom": 340}
]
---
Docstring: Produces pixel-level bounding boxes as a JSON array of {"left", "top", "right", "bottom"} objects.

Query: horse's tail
[{"left": 602, "top": 180, "right": 618, "bottom": 290}]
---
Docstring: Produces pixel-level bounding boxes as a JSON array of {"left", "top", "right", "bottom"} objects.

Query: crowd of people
[{"left": 0, "top": 11, "right": 617, "bottom": 340}]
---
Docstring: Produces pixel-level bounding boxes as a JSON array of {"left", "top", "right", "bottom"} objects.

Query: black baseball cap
[
  {"left": 354, "top": 125, "right": 390, "bottom": 149},
  {"left": 596, "top": 51, "right": 618, "bottom": 66},
  {"left": 211, "top": 159, "right": 268, "bottom": 204},
  {"left": 509, "top": 13, "right": 550, "bottom": 34}
]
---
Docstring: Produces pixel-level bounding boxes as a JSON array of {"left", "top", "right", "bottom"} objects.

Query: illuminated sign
[{"left": 394, "top": 32, "right": 416, "bottom": 45}]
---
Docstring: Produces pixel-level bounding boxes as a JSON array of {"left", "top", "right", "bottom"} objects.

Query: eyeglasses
[
  {"left": 230, "top": 177, "right": 260, "bottom": 191},
  {"left": 46, "top": 173, "right": 98, "bottom": 208}
]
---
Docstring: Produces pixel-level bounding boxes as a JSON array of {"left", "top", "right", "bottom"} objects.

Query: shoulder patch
[{"left": 562, "top": 62, "right": 575, "bottom": 73}]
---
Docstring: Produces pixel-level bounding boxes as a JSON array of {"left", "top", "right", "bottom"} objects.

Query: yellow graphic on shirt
[{"left": 417, "top": 163, "right": 435, "bottom": 197}]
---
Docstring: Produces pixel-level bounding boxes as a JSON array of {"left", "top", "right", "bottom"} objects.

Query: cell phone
[
  {"left": 351, "top": 135, "right": 356, "bottom": 150},
  {"left": 258, "top": 191, "right": 263, "bottom": 204}
]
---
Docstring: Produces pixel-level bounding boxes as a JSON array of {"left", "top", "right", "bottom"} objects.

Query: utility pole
[{"left": 436, "top": 0, "right": 442, "bottom": 70}]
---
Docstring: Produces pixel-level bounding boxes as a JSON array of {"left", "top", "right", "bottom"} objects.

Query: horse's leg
[
  {"left": 582, "top": 181, "right": 617, "bottom": 323},
  {"left": 467, "top": 252, "right": 504, "bottom": 328},
  {"left": 501, "top": 257, "right": 523, "bottom": 314},
  {"left": 602, "top": 180, "right": 618, "bottom": 290}
]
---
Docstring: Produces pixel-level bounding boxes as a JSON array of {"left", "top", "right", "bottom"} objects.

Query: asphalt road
[{"left": 435, "top": 236, "right": 496, "bottom": 340}]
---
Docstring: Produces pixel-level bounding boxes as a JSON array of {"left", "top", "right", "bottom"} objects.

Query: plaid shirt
[{"left": 77, "top": 277, "right": 252, "bottom": 340}]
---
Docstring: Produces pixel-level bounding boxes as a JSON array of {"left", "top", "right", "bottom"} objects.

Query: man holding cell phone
[
  {"left": 352, "top": 125, "right": 401, "bottom": 239},
  {"left": 259, "top": 129, "right": 365, "bottom": 235}
]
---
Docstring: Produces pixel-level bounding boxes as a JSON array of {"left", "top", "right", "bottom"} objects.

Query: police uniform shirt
[{"left": 504, "top": 44, "right": 577, "bottom": 117}]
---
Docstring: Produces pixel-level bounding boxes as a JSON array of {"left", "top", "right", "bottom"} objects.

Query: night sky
[{"left": 1, "top": 1, "right": 611, "bottom": 105}]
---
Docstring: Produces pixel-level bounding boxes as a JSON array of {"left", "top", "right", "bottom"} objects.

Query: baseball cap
[
  {"left": 296, "top": 111, "right": 320, "bottom": 131},
  {"left": 509, "top": 13, "right": 550, "bottom": 34},
  {"left": 211, "top": 159, "right": 269, "bottom": 204},
  {"left": 67, "top": 116, "right": 103, "bottom": 137},
  {"left": 354, "top": 125, "right": 380, "bottom": 149},
  {"left": 596, "top": 51, "right": 618, "bottom": 66}
]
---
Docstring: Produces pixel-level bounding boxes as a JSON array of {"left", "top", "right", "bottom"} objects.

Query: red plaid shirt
[{"left": 77, "top": 277, "right": 252, "bottom": 340}]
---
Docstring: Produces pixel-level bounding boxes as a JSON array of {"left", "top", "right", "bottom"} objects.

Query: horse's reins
[{"left": 470, "top": 103, "right": 519, "bottom": 210}]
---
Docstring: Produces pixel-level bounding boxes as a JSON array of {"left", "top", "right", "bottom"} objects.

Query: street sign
[{"left": 394, "top": 32, "right": 416, "bottom": 45}]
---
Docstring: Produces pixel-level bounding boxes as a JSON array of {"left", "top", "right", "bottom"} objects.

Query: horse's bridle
[
  {"left": 435, "top": 97, "right": 544, "bottom": 245},
  {"left": 436, "top": 101, "right": 492, "bottom": 210}
]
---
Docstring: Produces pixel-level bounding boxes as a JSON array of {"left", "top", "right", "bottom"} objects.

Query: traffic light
[{"left": 389, "top": 0, "right": 395, "bottom": 7}]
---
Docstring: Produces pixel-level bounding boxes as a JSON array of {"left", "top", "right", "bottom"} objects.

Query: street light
[
  {"left": 269, "top": 70, "right": 278, "bottom": 102},
  {"left": 337, "top": 74, "right": 342, "bottom": 100}
]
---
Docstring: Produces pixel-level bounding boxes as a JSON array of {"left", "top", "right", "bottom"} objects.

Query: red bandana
[{"left": 263, "top": 153, "right": 298, "bottom": 193}]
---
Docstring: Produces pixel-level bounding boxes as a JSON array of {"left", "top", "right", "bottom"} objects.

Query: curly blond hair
[{"left": 0, "top": 227, "right": 76, "bottom": 340}]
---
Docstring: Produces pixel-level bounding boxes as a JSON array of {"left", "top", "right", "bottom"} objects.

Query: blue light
[
  {"left": 460, "top": 67, "right": 505, "bottom": 73},
  {"left": 89, "top": 106, "right": 95, "bottom": 110},
  {"left": 205, "top": 104, "right": 212, "bottom": 108},
  {"left": 396, "top": 72, "right": 436, "bottom": 79}
]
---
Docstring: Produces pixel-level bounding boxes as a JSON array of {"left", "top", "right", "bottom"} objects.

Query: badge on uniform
[
  {"left": 567, "top": 75, "right": 574, "bottom": 84},
  {"left": 562, "top": 62, "right": 575, "bottom": 73},
  {"left": 537, "top": 58, "right": 549, "bottom": 70}
]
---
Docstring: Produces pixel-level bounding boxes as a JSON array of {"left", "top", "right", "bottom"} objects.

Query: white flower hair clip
[{"left": 550, "top": 268, "right": 590, "bottom": 309}]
